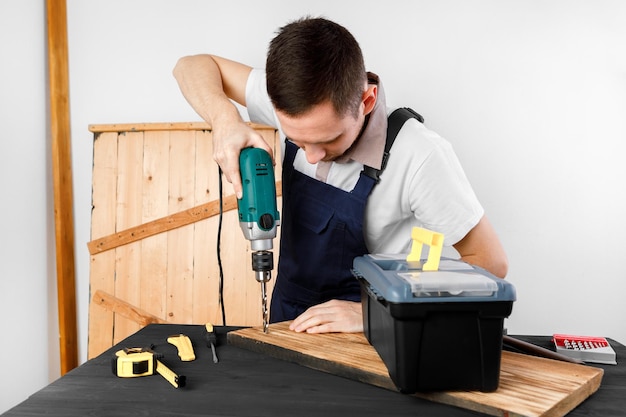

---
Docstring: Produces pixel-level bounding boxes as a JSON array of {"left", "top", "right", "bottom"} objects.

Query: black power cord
[{"left": 216, "top": 167, "right": 226, "bottom": 326}]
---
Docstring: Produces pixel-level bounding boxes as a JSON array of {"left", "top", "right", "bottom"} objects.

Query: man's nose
[{"left": 304, "top": 145, "right": 326, "bottom": 164}]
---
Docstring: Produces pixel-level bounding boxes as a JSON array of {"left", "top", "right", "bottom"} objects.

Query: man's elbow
[
  {"left": 490, "top": 255, "right": 509, "bottom": 279},
  {"left": 173, "top": 55, "right": 193, "bottom": 78},
  {"left": 454, "top": 216, "right": 509, "bottom": 279},
  {"left": 172, "top": 54, "right": 211, "bottom": 79}
]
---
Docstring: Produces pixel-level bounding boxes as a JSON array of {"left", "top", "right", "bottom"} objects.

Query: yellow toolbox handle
[{"left": 406, "top": 227, "right": 444, "bottom": 271}]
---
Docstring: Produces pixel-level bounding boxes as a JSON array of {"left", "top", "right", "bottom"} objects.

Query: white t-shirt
[{"left": 245, "top": 68, "right": 484, "bottom": 254}]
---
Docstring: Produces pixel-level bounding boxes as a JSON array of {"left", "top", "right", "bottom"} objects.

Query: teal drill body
[
  {"left": 237, "top": 147, "right": 280, "bottom": 250},
  {"left": 236, "top": 147, "right": 280, "bottom": 333}
]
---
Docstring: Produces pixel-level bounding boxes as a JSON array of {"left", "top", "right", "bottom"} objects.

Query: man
[{"left": 173, "top": 17, "right": 508, "bottom": 334}]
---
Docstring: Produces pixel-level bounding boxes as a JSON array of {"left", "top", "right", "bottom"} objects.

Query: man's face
[{"left": 276, "top": 100, "right": 366, "bottom": 165}]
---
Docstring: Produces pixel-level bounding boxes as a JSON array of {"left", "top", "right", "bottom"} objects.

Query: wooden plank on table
[
  {"left": 88, "top": 131, "right": 118, "bottom": 359},
  {"left": 228, "top": 323, "right": 604, "bottom": 417}
]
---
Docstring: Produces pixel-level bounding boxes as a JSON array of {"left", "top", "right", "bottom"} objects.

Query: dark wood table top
[{"left": 3, "top": 324, "right": 625, "bottom": 416}]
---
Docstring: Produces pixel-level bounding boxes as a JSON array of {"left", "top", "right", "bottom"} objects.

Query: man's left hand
[{"left": 289, "top": 299, "right": 363, "bottom": 333}]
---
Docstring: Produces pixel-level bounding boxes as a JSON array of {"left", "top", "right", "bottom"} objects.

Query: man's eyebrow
[
  {"left": 289, "top": 133, "right": 342, "bottom": 144},
  {"left": 323, "top": 134, "right": 342, "bottom": 144}
]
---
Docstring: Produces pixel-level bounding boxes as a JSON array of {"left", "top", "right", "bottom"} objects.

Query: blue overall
[{"left": 269, "top": 140, "right": 377, "bottom": 322}]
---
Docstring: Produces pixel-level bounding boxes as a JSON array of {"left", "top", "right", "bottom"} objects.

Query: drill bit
[
  {"left": 261, "top": 281, "right": 269, "bottom": 333},
  {"left": 252, "top": 250, "right": 272, "bottom": 334}
]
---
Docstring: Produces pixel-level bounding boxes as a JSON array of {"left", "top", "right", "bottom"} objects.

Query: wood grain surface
[
  {"left": 228, "top": 322, "right": 604, "bottom": 417},
  {"left": 47, "top": 0, "right": 78, "bottom": 374},
  {"left": 87, "top": 181, "right": 282, "bottom": 255},
  {"left": 88, "top": 123, "right": 281, "bottom": 358}
]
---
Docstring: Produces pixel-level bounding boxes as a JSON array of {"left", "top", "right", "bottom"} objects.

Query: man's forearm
[{"left": 173, "top": 54, "right": 242, "bottom": 126}]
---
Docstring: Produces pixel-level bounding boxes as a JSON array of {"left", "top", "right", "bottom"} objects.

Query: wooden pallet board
[
  {"left": 228, "top": 323, "right": 604, "bottom": 417},
  {"left": 87, "top": 123, "right": 281, "bottom": 359}
]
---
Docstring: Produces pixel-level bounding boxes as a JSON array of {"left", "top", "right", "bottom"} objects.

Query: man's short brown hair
[{"left": 266, "top": 17, "right": 367, "bottom": 118}]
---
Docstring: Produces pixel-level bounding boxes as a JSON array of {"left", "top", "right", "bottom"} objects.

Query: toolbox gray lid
[{"left": 353, "top": 254, "right": 516, "bottom": 303}]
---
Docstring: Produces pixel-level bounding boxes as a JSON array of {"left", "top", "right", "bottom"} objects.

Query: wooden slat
[
  {"left": 46, "top": 0, "right": 78, "bottom": 374},
  {"left": 140, "top": 130, "right": 170, "bottom": 320},
  {"left": 228, "top": 323, "right": 604, "bottom": 417},
  {"left": 113, "top": 131, "right": 144, "bottom": 344},
  {"left": 166, "top": 130, "right": 196, "bottom": 323},
  {"left": 88, "top": 121, "right": 272, "bottom": 133},
  {"left": 87, "top": 182, "right": 282, "bottom": 255},
  {"left": 92, "top": 290, "right": 168, "bottom": 326},
  {"left": 86, "top": 194, "right": 239, "bottom": 255},
  {"left": 220, "top": 207, "right": 252, "bottom": 325},
  {"left": 192, "top": 130, "right": 221, "bottom": 323},
  {"left": 87, "top": 132, "right": 118, "bottom": 359}
]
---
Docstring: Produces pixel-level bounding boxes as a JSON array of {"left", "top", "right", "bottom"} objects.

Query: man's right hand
[{"left": 211, "top": 119, "right": 274, "bottom": 199}]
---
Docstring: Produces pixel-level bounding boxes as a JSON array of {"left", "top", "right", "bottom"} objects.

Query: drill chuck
[{"left": 252, "top": 250, "right": 273, "bottom": 283}]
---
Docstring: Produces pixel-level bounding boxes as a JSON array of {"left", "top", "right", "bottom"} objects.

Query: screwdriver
[{"left": 205, "top": 323, "right": 219, "bottom": 363}]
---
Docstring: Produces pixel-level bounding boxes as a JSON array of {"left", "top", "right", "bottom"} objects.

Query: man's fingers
[
  {"left": 289, "top": 300, "right": 363, "bottom": 334},
  {"left": 214, "top": 162, "right": 241, "bottom": 199},
  {"left": 231, "top": 176, "right": 243, "bottom": 199},
  {"left": 304, "top": 321, "right": 339, "bottom": 334},
  {"left": 254, "top": 138, "right": 276, "bottom": 165},
  {"left": 212, "top": 123, "right": 273, "bottom": 199},
  {"left": 225, "top": 150, "right": 244, "bottom": 199}
]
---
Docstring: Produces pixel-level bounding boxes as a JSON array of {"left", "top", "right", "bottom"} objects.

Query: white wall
[
  {"left": 0, "top": 0, "right": 60, "bottom": 413},
  {"left": 2, "top": 0, "right": 625, "bottom": 413}
]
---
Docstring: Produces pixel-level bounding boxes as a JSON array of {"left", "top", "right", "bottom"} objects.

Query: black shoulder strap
[{"left": 363, "top": 107, "right": 424, "bottom": 183}]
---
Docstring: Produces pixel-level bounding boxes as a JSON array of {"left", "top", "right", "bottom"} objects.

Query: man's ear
[{"left": 362, "top": 85, "right": 377, "bottom": 115}]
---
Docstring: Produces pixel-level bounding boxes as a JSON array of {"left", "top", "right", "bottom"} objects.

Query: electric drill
[{"left": 237, "top": 147, "right": 280, "bottom": 333}]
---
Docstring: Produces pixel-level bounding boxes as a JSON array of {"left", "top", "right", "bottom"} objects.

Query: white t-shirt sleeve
[
  {"left": 405, "top": 130, "right": 484, "bottom": 245},
  {"left": 245, "top": 68, "right": 280, "bottom": 128},
  {"left": 366, "top": 118, "right": 484, "bottom": 252}
]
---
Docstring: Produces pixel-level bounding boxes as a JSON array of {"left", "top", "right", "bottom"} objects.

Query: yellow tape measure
[{"left": 112, "top": 347, "right": 186, "bottom": 388}]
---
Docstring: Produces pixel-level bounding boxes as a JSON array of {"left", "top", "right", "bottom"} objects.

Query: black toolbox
[{"left": 352, "top": 255, "right": 516, "bottom": 393}]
